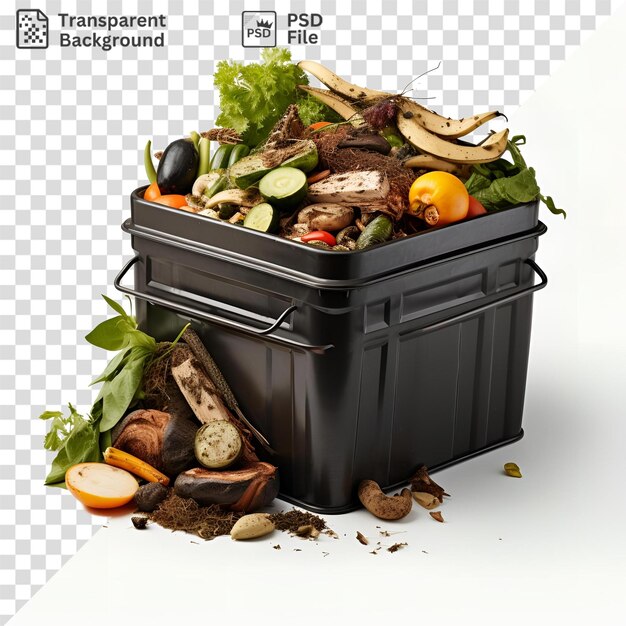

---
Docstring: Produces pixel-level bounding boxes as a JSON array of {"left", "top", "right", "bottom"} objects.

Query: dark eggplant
[{"left": 156, "top": 138, "right": 199, "bottom": 195}]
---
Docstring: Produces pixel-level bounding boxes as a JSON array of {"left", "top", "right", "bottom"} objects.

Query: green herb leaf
[
  {"left": 90, "top": 347, "right": 132, "bottom": 386},
  {"left": 100, "top": 349, "right": 151, "bottom": 431},
  {"left": 39, "top": 410, "right": 63, "bottom": 421},
  {"left": 40, "top": 404, "right": 85, "bottom": 451},
  {"left": 85, "top": 316, "right": 130, "bottom": 351},
  {"left": 539, "top": 193, "right": 567, "bottom": 218},
  {"left": 102, "top": 294, "right": 130, "bottom": 319},
  {"left": 44, "top": 419, "right": 101, "bottom": 486}
]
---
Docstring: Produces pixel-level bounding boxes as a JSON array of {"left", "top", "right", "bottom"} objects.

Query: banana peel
[
  {"left": 299, "top": 59, "right": 510, "bottom": 164},
  {"left": 298, "top": 60, "right": 389, "bottom": 102},
  {"left": 298, "top": 85, "right": 365, "bottom": 126},
  {"left": 397, "top": 102, "right": 509, "bottom": 164},
  {"left": 402, "top": 155, "right": 472, "bottom": 178},
  {"left": 395, "top": 97, "right": 505, "bottom": 139}
]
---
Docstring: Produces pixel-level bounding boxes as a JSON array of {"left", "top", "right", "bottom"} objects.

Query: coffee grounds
[
  {"left": 149, "top": 493, "right": 245, "bottom": 540},
  {"left": 269, "top": 508, "right": 328, "bottom": 534}
]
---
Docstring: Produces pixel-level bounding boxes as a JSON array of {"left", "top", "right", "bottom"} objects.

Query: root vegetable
[
  {"left": 297, "top": 204, "right": 354, "bottom": 232},
  {"left": 134, "top": 482, "right": 169, "bottom": 512},
  {"left": 230, "top": 514, "right": 275, "bottom": 540},
  {"left": 66, "top": 463, "right": 139, "bottom": 509},
  {"left": 358, "top": 480, "right": 413, "bottom": 520},
  {"left": 194, "top": 420, "right": 243, "bottom": 469},
  {"left": 103, "top": 446, "right": 170, "bottom": 486},
  {"left": 111, "top": 409, "right": 198, "bottom": 477},
  {"left": 174, "top": 461, "right": 279, "bottom": 511}
]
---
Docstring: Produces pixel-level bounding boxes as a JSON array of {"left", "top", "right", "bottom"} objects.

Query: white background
[{"left": 7, "top": 5, "right": 626, "bottom": 626}]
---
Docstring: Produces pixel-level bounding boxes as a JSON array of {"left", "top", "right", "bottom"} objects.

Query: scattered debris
[
  {"left": 295, "top": 524, "right": 320, "bottom": 539},
  {"left": 429, "top": 511, "right": 445, "bottom": 523},
  {"left": 387, "top": 542, "right": 408, "bottom": 553},
  {"left": 269, "top": 508, "right": 328, "bottom": 534},
  {"left": 410, "top": 466, "right": 448, "bottom": 502},
  {"left": 273, "top": 544, "right": 281, "bottom": 550},
  {"left": 504, "top": 462, "right": 522, "bottom": 478},
  {"left": 379, "top": 529, "right": 406, "bottom": 537},
  {"left": 412, "top": 491, "right": 441, "bottom": 510},
  {"left": 356, "top": 531, "right": 369, "bottom": 545},
  {"left": 131, "top": 516, "right": 148, "bottom": 530},
  {"left": 322, "top": 551, "right": 330, "bottom": 557}
]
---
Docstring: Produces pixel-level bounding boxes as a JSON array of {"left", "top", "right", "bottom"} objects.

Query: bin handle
[
  {"left": 114, "top": 256, "right": 334, "bottom": 355},
  {"left": 415, "top": 258, "right": 547, "bottom": 335}
]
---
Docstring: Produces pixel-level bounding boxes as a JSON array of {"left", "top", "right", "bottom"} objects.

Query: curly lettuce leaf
[{"left": 214, "top": 48, "right": 341, "bottom": 146}]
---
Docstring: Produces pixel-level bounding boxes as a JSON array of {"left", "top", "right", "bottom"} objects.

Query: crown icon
[{"left": 256, "top": 19, "right": 272, "bottom": 28}]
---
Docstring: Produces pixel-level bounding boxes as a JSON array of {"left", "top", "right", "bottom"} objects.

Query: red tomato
[
  {"left": 467, "top": 195, "right": 488, "bottom": 218},
  {"left": 301, "top": 230, "right": 337, "bottom": 246},
  {"left": 143, "top": 181, "right": 161, "bottom": 202}
]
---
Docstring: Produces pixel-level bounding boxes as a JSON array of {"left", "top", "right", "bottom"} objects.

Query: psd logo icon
[
  {"left": 242, "top": 11, "right": 276, "bottom": 48},
  {"left": 16, "top": 9, "right": 49, "bottom": 49}
]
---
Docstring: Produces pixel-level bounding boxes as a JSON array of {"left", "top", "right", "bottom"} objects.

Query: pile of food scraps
[{"left": 139, "top": 48, "right": 564, "bottom": 253}]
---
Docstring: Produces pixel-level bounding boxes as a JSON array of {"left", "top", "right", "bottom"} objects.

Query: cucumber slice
[
  {"left": 243, "top": 203, "right": 279, "bottom": 233},
  {"left": 259, "top": 167, "right": 307, "bottom": 210},
  {"left": 230, "top": 140, "right": 318, "bottom": 189}
]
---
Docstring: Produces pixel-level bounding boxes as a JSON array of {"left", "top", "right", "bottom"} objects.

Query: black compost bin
[{"left": 117, "top": 187, "right": 547, "bottom": 513}]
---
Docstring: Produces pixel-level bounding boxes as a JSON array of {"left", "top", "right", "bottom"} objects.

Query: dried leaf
[
  {"left": 200, "top": 128, "right": 242, "bottom": 144},
  {"left": 387, "top": 542, "right": 408, "bottom": 553},
  {"left": 504, "top": 462, "right": 522, "bottom": 478},
  {"left": 410, "top": 465, "right": 448, "bottom": 502},
  {"left": 429, "top": 511, "right": 444, "bottom": 523},
  {"left": 356, "top": 531, "right": 369, "bottom": 545},
  {"left": 413, "top": 491, "right": 440, "bottom": 510}
]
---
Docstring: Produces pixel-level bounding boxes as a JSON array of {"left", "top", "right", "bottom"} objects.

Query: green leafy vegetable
[
  {"left": 39, "top": 296, "right": 188, "bottom": 488},
  {"left": 213, "top": 48, "right": 341, "bottom": 147},
  {"left": 465, "top": 135, "right": 566, "bottom": 218}
]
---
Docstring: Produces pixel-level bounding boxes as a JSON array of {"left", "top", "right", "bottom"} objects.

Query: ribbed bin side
[{"left": 125, "top": 221, "right": 546, "bottom": 513}]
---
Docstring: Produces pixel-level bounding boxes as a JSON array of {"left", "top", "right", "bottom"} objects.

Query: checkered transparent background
[{"left": 0, "top": 0, "right": 619, "bottom": 621}]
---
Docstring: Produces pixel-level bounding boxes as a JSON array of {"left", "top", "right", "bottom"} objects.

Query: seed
[
  {"left": 230, "top": 514, "right": 275, "bottom": 540},
  {"left": 504, "top": 462, "right": 522, "bottom": 478}
]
